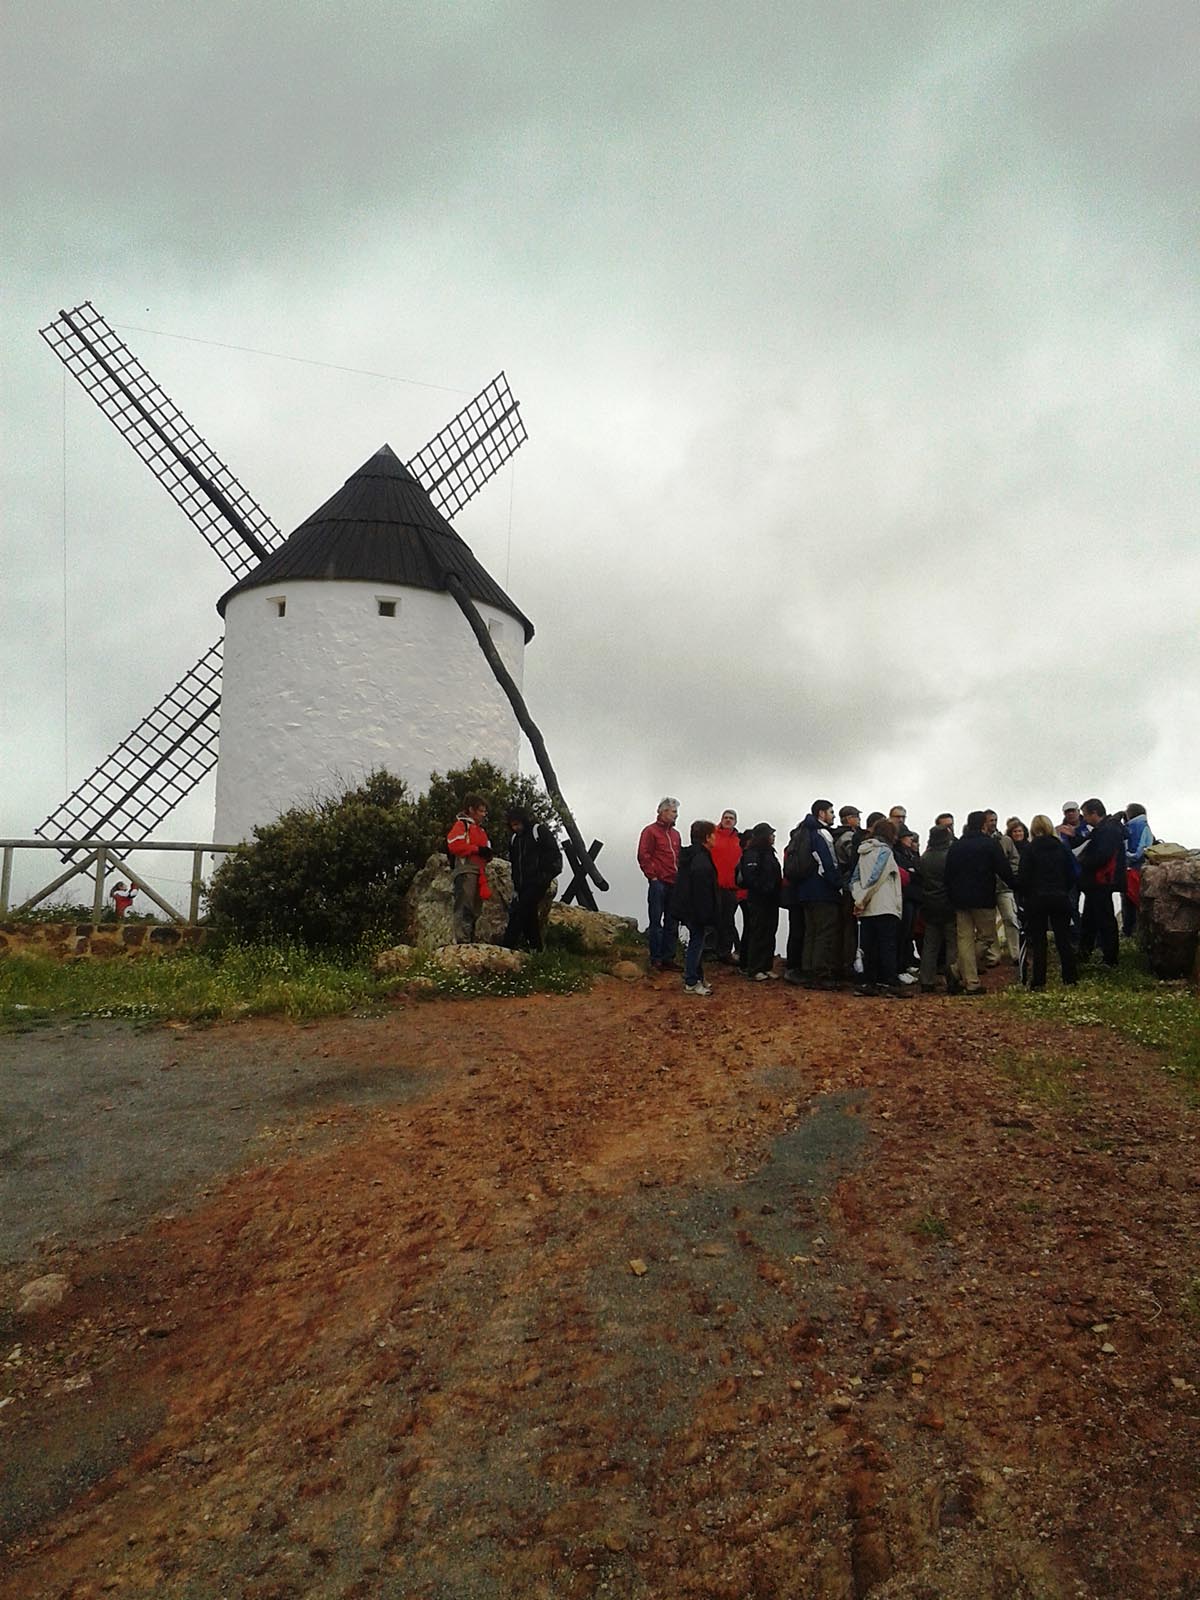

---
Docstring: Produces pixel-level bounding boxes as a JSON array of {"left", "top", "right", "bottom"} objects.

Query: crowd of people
[{"left": 636, "top": 797, "right": 1154, "bottom": 999}]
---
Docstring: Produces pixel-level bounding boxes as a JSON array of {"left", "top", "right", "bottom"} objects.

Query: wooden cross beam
[{"left": 561, "top": 838, "right": 603, "bottom": 912}]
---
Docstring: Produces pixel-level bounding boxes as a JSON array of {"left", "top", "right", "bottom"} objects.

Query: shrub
[
  {"left": 412, "top": 758, "right": 559, "bottom": 862},
  {"left": 206, "top": 763, "right": 558, "bottom": 953}
]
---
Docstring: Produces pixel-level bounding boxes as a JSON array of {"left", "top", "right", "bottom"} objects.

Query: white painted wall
[{"left": 214, "top": 580, "right": 526, "bottom": 841}]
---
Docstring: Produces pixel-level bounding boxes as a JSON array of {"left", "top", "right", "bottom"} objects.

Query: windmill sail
[
  {"left": 406, "top": 373, "right": 526, "bottom": 521},
  {"left": 36, "top": 642, "right": 224, "bottom": 842},
  {"left": 40, "top": 302, "right": 281, "bottom": 579}
]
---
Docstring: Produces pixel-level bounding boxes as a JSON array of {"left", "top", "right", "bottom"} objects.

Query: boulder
[
  {"left": 1139, "top": 850, "right": 1200, "bottom": 979},
  {"left": 433, "top": 943, "right": 526, "bottom": 976},
  {"left": 546, "top": 902, "right": 640, "bottom": 954},
  {"left": 404, "top": 853, "right": 514, "bottom": 947},
  {"left": 611, "top": 959, "right": 643, "bottom": 982},
  {"left": 17, "top": 1273, "right": 71, "bottom": 1316},
  {"left": 374, "top": 944, "right": 418, "bottom": 978}
]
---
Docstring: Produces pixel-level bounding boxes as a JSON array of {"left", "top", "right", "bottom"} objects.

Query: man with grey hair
[{"left": 637, "top": 797, "right": 681, "bottom": 970}]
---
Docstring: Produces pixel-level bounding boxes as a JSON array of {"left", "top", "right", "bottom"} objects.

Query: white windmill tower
[
  {"left": 213, "top": 443, "right": 534, "bottom": 840},
  {"left": 36, "top": 303, "right": 608, "bottom": 904}
]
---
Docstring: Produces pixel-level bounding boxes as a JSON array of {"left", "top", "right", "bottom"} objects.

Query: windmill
[{"left": 37, "top": 302, "right": 608, "bottom": 904}]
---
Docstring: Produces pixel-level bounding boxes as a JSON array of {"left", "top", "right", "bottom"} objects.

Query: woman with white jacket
[{"left": 850, "top": 817, "right": 906, "bottom": 997}]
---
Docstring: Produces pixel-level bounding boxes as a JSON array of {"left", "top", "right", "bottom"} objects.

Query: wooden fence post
[
  {"left": 92, "top": 847, "right": 108, "bottom": 924},
  {"left": 189, "top": 848, "right": 204, "bottom": 925},
  {"left": 0, "top": 846, "right": 12, "bottom": 917}
]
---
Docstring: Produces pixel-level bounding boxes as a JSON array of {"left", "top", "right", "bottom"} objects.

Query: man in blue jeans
[{"left": 637, "top": 797, "right": 681, "bottom": 970}]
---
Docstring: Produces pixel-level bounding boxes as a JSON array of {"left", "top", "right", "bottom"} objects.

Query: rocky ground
[{"left": 0, "top": 968, "right": 1197, "bottom": 1599}]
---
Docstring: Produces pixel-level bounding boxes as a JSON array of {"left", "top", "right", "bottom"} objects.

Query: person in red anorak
[
  {"left": 447, "top": 795, "right": 493, "bottom": 943},
  {"left": 708, "top": 808, "right": 743, "bottom": 963}
]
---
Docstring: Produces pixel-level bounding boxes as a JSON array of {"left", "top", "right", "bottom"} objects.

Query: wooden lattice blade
[
  {"left": 40, "top": 303, "right": 282, "bottom": 580},
  {"left": 406, "top": 372, "right": 527, "bottom": 521},
  {"left": 36, "top": 641, "right": 224, "bottom": 843}
]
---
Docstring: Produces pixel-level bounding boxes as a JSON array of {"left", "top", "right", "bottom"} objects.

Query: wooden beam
[{"left": 441, "top": 572, "right": 610, "bottom": 896}]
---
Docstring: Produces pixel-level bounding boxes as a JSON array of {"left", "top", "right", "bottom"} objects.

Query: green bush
[{"left": 206, "top": 761, "right": 558, "bottom": 953}]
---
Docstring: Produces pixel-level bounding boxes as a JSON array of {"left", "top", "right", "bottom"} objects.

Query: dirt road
[{"left": 1, "top": 976, "right": 1197, "bottom": 1598}]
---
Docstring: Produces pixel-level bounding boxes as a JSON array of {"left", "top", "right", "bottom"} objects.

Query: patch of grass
[
  {"left": 389, "top": 946, "right": 597, "bottom": 1000},
  {"left": 0, "top": 945, "right": 383, "bottom": 1025},
  {"left": 996, "top": 1047, "right": 1089, "bottom": 1107},
  {"left": 994, "top": 943, "right": 1200, "bottom": 1087},
  {"left": 0, "top": 941, "right": 600, "bottom": 1026},
  {"left": 912, "top": 1213, "right": 950, "bottom": 1241}
]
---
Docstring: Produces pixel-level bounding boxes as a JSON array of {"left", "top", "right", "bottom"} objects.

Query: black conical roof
[{"left": 216, "top": 444, "right": 533, "bottom": 640}]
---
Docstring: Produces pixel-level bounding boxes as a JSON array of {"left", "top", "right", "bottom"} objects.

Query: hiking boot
[
  {"left": 852, "top": 984, "right": 878, "bottom": 997},
  {"left": 683, "top": 981, "right": 713, "bottom": 996},
  {"left": 782, "top": 968, "right": 803, "bottom": 985}
]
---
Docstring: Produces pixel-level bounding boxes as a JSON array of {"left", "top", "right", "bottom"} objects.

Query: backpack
[
  {"left": 536, "top": 825, "right": 564, "bottom": 881},
  {"left": 782, "top": 827, "right": 816, "bottom": 884}
]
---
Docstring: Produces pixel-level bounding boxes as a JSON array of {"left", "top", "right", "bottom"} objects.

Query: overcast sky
[{"left": 3, "top": 0, "right": 1197, "bottom": 922}]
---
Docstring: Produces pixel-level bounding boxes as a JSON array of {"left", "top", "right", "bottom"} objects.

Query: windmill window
[
  {"left": 270, "top": 597, "right": 286, "bottom": 618},
  {"left": 376, "top": 598, "right": 398, "bottom": 618}
]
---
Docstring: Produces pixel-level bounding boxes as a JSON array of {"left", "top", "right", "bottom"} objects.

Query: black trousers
[
  {"left": 743, "top": 899, "right": 779, "bottom": 976},
  {"left": 1025, "top": 901, "right": 1077, "bottom": 988},
  {"left": 716, "top": 887, "right": 739, "bottom": 958},
  {"left": 859, "top": 914, "right": 899, "bottom": 987},
  {"left": 1079, "top": 887, "right": 1119, "bottom": 967},
  {"left": 504, "top": 881, "right": 548, "bottom": 951},
  {"left": 785, "top": 907, "right": 805, "bottom": 971}
]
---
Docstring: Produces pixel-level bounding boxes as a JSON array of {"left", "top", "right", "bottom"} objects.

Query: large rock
[
  {"left": 404, "top": 852, "right": 514, "bottom": 946},
  {"left": 434, "top": 943, "right": 526, "bottom": 975},
  {"left": 17, "top": 1274, "right": 71, "bottom": 1316},
  {"left": 546, "top": 902, "right": 640, "bottom": 953},
  {"left": 1139, "top": 849, "right": 1200, "bottom": 979}
]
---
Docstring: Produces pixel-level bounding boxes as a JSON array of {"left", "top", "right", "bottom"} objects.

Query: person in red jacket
[
  {"left": 447, "top": 795, "right": 493, "bottom": 943},
  {"left": 708, "top": 808, "right": 742, "bottom": 963},
  {"left": 637, "top": 797, "right": 681, "bottom": 970}
]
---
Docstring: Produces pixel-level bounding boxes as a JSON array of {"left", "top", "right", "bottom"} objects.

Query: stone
[
  {"left": 122, "top": 925, "right": 148, "bottom": 946},
  {"left": 17, "top": 1274, "right": 71, "bottom": 1315},
  {"left": 1139, "top": 851, "right": 1200, "bottom": 979},
  {"left": 611, "top": 959, "right": 642, "bottom": 982},
  {"left": 149, "top": 926, "right": 182, "bottom": 945},
  {"left": 405, "top": 852, "right": 513, "bottom": 947},
  {"left": 433, "top": 943, "right": 526, "bottom": 976},
  {"left": 546, "top": 902, "right": 639, "bottom": 953},
  {"left": 373, "top": 945, "right": 418, "bottom": 977}
]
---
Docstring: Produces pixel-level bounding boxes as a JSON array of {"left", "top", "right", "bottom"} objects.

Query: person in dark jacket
[
  {"left": 1017, "top": 815, "right": 1078, "bottom": 988},
  {"left": 671, "top": 820, "right": 720, "bottom": 995},
  {"left": 779, "top": 822, "right": 808, "bottom": 984},
  {"left": 790, "top": 801, "right": 843, "bottom": 987},
  {"left": 738, "top": 822, "right": 782, "bottom": 980},
  {"left": 831, "top": 805, "right": 863, "bottom": 983},
  {"left": 1076, "top": 799, "right": 1126, "bottom": 967},
  {"left": 915, "top": 826, "right": 959, "bottom": 993},
  {"left": 945, "top": 811, "right": 1016, "bottom": 994},
  {"left": 894, "top": 827, "right": 922, "bottom": 976},
  {"left": 503, "top": 811, "right": 562, "bottom": 951}
]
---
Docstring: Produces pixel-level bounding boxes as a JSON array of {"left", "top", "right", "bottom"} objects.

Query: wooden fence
[{"left": 0, "top": 839, "right": 238, "bottom": 926}]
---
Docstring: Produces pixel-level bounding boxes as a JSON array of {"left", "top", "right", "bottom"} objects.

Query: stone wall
[{"left": 0, "top": 922, "right": 207, "bottom": 961}]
